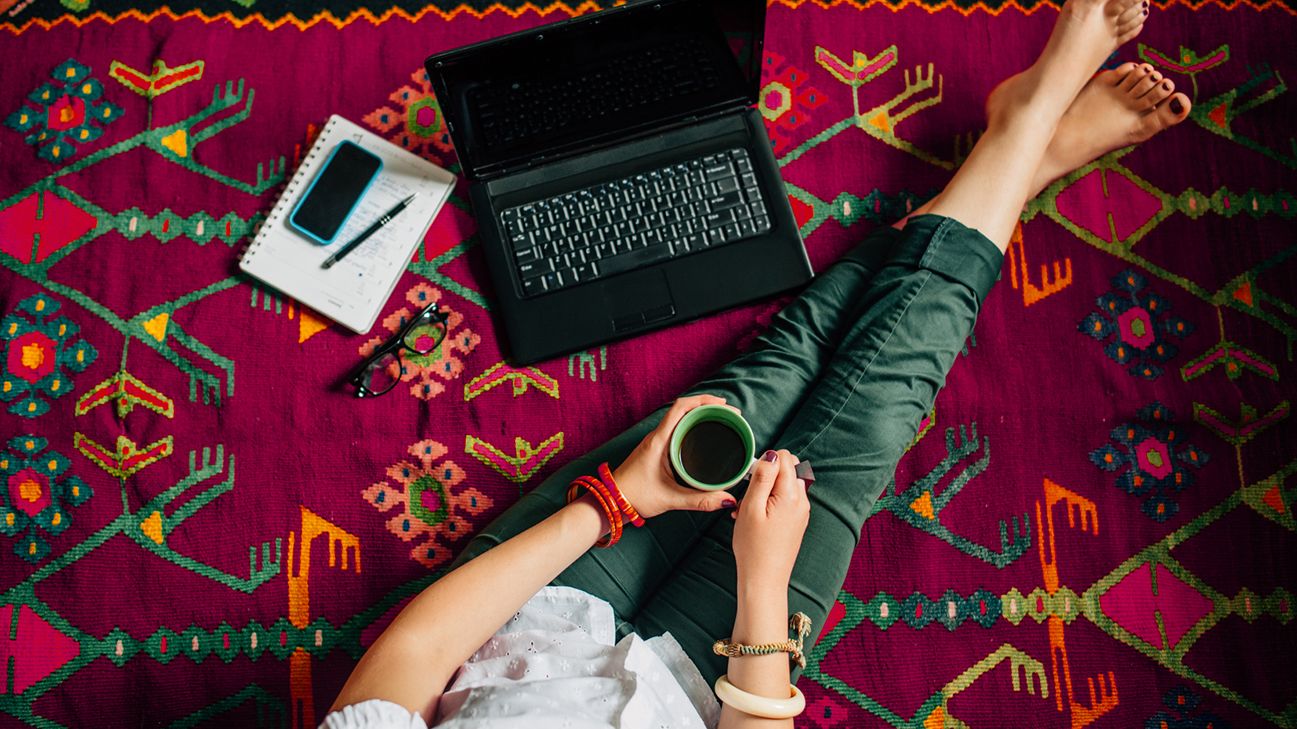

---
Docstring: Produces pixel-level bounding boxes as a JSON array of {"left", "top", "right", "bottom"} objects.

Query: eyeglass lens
[
  {"left": 362, "top": 351, "right": 403, "bottom": 395},
  {"left": 403, "top": 316, "right": 446, "bottom": 355}
]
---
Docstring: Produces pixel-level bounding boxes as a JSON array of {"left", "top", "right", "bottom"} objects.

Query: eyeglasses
[{"left": 349, "top": 304, "right": 450, "bottom": 398}]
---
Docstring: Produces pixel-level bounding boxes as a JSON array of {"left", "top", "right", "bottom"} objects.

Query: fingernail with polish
[
  {"left": 721, "top": 499, "right": 737, "bottom": 510},
  {"left": 761, "top": 450, "right": 778, "bottom": 463},
  {"left": 1170, "top": 98, "right": 1183, "bottom": 114}
]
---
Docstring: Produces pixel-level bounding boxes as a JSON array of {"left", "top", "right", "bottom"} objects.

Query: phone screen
[{"left": 291, "top": 142, "right": 383, "bottom": 243}]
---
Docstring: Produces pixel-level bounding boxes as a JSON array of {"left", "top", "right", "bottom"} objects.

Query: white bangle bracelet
[{"left": 713, "top": 674, "right": 806, "bottom": 719}]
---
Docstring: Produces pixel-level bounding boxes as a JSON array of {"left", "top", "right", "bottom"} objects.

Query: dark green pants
[{"left": 454, "top": 214, "right": 1003, "bottom": 683}]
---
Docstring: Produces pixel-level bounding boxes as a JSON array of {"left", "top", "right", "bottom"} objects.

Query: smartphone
[{"left": 289, "top": 141, "right": 383, "bottom": 245}]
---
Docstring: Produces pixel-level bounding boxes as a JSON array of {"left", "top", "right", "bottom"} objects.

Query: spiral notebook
[{"left": 240, "top": 115, "right": 457, "bottom": 333}]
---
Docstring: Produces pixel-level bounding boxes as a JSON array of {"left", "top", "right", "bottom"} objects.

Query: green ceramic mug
[
  {"left": 668, "top": 404, "right": 757, "bottom": 491},
  {"left": 668, "top": 404, "right": 818, "bottom": 491}
]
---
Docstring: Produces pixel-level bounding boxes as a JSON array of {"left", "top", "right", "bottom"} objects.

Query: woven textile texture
[{"left": 1, "top": 0, "right": 1294, "bottom": 726}]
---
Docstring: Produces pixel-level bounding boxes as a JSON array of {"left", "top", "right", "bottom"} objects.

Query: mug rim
[{"left": 668, "top": 404, "right": 756, "bottom": 491}]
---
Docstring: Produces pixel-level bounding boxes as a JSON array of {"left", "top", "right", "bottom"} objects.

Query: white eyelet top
[{"left": 320, "top": 586, "right": 719, "bottom": 729}]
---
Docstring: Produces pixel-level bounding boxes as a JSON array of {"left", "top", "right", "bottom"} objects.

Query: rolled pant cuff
[{"left": 843, "top": 214, "right": 1004, "bottom": 306}]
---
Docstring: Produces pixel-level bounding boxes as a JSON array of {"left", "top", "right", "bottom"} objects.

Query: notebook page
[{"left": 242, "top": 116, "right": 455, "bottom": 333}]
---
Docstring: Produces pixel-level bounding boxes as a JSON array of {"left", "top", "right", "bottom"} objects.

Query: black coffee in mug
[{"left": 678, "top": 420, "right": 748, "bottom": 486}]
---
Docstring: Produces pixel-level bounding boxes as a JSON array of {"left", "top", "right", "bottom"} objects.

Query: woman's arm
[
  {"left": 719, "top": 450, "right": 810, "bottom": 729},
  {"left": 328, "top": 492, "right": 609, "bottom": 721},
  {"left": 328, "top": 394, "right": 739, "bottom": 723}
]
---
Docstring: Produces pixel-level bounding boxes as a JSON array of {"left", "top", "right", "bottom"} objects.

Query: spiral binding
[{"left": 240, "top": 116, "right": 341, "bottom": 266}]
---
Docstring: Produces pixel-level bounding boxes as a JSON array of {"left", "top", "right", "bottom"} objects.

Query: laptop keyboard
[{"left": 500, "top": 148, "right": 771, "bottom": 298}]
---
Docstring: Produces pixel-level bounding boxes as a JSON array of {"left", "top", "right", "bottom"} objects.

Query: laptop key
[
  {"left": 522, "top": 276, "right": 547, "bottom": 296},
  {"left": 516, "top": 246, "right": 539, "bottom": 265},
  {"left": 713, "top": 177, "right": 740, "bottom": 194},
  {"left": 707, "top": 191, "right": 743, "bottom": 211},
  {"left": 704, "top": 209, "right": 736, "bottom": 228},
  {"left": 573, "top": 262, "right": 596, "bottom": 281},
  {"left": 704, "top": 162, "right": 733, "bottom": 181}
]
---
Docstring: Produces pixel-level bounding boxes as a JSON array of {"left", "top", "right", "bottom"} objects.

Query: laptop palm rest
[{"left": 602, "top": 269, "right": 676, "bottom": 332}]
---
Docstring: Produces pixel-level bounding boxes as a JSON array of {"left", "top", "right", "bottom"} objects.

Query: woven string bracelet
[{"left": 713, "top": 612, "right": 813, "bottom": 668}]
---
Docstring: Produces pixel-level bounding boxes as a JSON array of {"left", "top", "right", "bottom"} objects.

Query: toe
[
  {"left": 1101, "top": 62, "right": 1139, "bottom": 87},
  {"left": 1116, "top": 1, "right": 1144, "bottom": 26},
  {"left": 1131, "top": 69, "right": 1161, "bottom": 96},
  {"left": 1108, "top": 0, "right": 1142, "bottom": 17},
  {"left": 1116, "top": 23, "right": 1145, "bottom": 45},
  {"left": 1117, "top": 15, "right": 1146, "bottom": 38},
  {"left": 1121, "top": 63, "right": 1153, "bottom": 91},
  {"left": 1141, "top": 78, "right": 1175, "bottom": 109},
  {"left": 1143, "top": 91, "right": 1192, "bottom": 137}
]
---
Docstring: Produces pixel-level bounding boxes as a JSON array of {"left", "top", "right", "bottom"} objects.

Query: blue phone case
[{"left": 289, "top": 141, "right": 383, "bottom": 245}]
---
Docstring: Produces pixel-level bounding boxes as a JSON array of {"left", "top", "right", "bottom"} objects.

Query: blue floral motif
[
  {"left": 1, "top": 294, "right": 98, "bottom": 418},
  {"left": 1079, "top": 269, "right": 1194, "bottom": 379},
  {"left": 1144, "top": 686, "right": 1229, "bottom": 729},
  {"left": 0, "top": 436, "right": 92, "bottom": 563},
  {"left": 5, "top": 59, "right": 124, "bottom": 163},
  {"left": 1090, "top": 402, "right": 1209, "bottom": 522}
]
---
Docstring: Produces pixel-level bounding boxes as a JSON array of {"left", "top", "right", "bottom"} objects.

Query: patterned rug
[{"left": 1, "top": 0, "right": 1294, "bottom": 726}]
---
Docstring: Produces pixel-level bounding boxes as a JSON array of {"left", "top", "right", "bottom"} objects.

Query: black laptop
[{"left": 425, "top": 0, "right": 813, "bottom": 364}]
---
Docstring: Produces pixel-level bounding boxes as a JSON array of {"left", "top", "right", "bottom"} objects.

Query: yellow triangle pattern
[
  {"left": 909, "top": 491, "right": 936, "bottom": 520},
  {"left": 161, "top": 128, "right": 188, "bottom": 158},
  {"left": 143, "top": 312, "right": 169, "bottom": 341},
  {"left": 141, "top": 510, "right": 164, "bottom": 544}
]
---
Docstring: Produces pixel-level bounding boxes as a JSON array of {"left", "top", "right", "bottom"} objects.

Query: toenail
[{"left": 1170, "top": 98, "right": 1184, "bottom": 114}]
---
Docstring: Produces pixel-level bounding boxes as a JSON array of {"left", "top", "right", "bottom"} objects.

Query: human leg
[
  {"left": 905, "top": 60, "right": 1193, "bottom": 222},
  {"left": 632, "top": 215, "right": 1000, "bottom": 681},
  {"left": 631, "top": 0, "right": 1158, "bottom": 680},
  {"left": 922, "top": 0, "right": 1147, "bottom": 247}
]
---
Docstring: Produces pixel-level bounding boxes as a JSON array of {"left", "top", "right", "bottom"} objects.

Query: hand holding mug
[{"left": 611, "top": 395, "right": 741, "bottom": 519}]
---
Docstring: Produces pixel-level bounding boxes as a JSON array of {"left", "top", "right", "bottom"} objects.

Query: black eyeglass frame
[{"left": 349, "top": 304, "right": 450, "bottom": 398}]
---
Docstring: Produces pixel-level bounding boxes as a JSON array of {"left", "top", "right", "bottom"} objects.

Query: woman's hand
[
  {"left": 612, "top": 394, "right": 740, "bottom": 519},
  {"left": 731, "top": 449, "right": 810, "bottom": 590}
]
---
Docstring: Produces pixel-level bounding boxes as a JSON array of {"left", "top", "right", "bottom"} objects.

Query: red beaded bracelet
[
  {"left": 567, "top": 475, "right": 622, "bottom": 547},
  {"left": 598, "top": 462, "right": 645, "bottom": 527}
]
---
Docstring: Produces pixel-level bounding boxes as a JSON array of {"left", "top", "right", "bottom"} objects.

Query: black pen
[{"left": 321, "top": 193, "right": 418, "bottom": 269}]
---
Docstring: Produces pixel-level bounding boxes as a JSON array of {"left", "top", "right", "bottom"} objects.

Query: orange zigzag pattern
[
  {"left": 1, "top": 1, "right": 599, "bottom": 34},
  {"left": 772, "top": 0, "right": 1294, "bottom": 17},
  {"left": 2, "top": 0, "right": 1290, "bottom": 34}
]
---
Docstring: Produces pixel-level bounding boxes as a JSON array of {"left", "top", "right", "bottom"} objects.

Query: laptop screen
[{"left": 426, "top": 0, "right": 764, "bottom": 180}]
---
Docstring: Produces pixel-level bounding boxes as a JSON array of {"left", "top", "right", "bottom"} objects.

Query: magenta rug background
[{"left": 1, "top": 1, "right": 1294, "bottom": 726}]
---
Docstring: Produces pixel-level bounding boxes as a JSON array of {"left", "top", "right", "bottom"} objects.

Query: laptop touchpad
[{"left": 602, "top": 270, "right": 676, "bottom": 333}]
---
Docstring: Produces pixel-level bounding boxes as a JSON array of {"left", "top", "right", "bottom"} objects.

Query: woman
[{"left": 325, "top": 0, "right": 1189, "bottom": 724}]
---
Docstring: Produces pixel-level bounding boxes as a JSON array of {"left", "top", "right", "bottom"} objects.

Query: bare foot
[
  {"left": 989, "top": 0, "right": 1148, "bottom": 123},
  {"left": 988, "top": 61, "right": 1193, "bottom": 194},
  {"left": 898, "top": 61, "right": 1190, "bottom": 227}
]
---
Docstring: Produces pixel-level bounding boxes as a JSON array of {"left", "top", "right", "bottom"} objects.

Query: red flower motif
[
  {"left": 46, "top": 96, "right": 86, "bottom": 132},
  {"left": 7, "top": 331, "right": 57, "bottom": 383}
]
